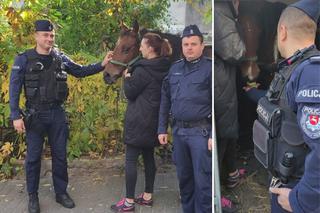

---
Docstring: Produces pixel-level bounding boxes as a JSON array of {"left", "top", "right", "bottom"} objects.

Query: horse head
[
  {"left": 239, "top": 14, "right": 262, "bottom": 81},
  {"left": 103, "top": 21, "right": 185, "bottom": 84},
  {"left": 103, "top": 21, "right": 140, "bottom": 84}
]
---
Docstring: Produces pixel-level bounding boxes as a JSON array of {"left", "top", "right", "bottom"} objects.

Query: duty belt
[
  {"left": 175, "top": 119, "right": 210, "bottom": 128},
  {"left": 27, "top": 102, "right": 62, "bottom": 111}
]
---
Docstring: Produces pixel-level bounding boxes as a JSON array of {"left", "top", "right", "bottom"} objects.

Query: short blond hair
[{"left": 278, "top": 7, "right": 317, "bottom": 41}]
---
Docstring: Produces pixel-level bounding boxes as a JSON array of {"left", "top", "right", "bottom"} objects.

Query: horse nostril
[{"left": 103, "top": 73, "right": 115, "bottom": 84}]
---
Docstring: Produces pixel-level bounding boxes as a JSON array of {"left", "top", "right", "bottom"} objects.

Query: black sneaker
[
  {"left": 56, "top": 193, "right": 75, "bottom": 208},
  {"left": 28, "top": 193, "right": 40, "bottom": 213}
]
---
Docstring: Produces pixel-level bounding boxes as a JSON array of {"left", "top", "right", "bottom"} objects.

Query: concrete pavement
[{"left": 0, "top": 157, "right": 182, "bottom": 213}]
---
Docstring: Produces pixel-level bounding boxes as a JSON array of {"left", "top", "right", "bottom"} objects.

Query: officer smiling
[
  {"left": 9, "top": 20, "right": 111, "bottom": 213},
  {"left": 158, "top": 25, "right": 212, "bottom": 213},
  {"left": 252, "top": 0, "right": 320, "bottom": 212}
]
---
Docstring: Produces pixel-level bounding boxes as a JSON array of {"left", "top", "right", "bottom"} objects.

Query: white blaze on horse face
[{"left": 182, "top": 36, "right": 204, "bottom": 61}]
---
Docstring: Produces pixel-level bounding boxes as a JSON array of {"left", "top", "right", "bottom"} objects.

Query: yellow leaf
[
  {"left": 77, "top": 84, "right": 82, "bottom": 92},
  {"left": 0, "top": 154, "right": 4, "bottom": 165},
  {"left": 20, "top": 11, "right": 28, "bottom": 20},
  {"left": 1, "top": 79, "right": 9, "bottom": 102},
  {"left": 1, "top": 142, "right": 13, "bottom": 156},
  {"left": 77, "top": 104, "right": 84, "bottom": 112},
  {"left": 106, "top": 9, "right": 113, "bottom": 16}
]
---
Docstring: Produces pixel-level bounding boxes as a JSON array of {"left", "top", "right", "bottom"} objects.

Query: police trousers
[
  {"left": 172, "top": 126, "right": 212, "bottom": 213},
  {"left": 25, "top": 106, "right": 69, "bottom": 194}
]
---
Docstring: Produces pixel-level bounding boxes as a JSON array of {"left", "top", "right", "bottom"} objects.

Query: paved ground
[
  {"left": 0, "top": 152, "right": 272, "bottom": 213},
  {"left": 0, "top": 156, "right": 182, "bottom": 213}
]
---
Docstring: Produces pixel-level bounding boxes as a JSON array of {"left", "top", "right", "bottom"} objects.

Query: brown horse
[
  {"left": 103, "top": 21, "right": 141, "bottom": 84},
  {"left": 238, "top": 1, "right": 286, "bottom": 82},
  {"left": 103, "top": 21, "right": 182, "bottom": 84},
  {"left": 238, "top": 14, "right": 262, "bottom": 81},
  {"left": 236, "top": 1, "right": 287, "bottom": 153}
]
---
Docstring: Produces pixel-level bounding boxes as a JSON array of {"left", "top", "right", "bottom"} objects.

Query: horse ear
[
  {"left": 120, "top": 21, "right": 129, "bottom": 31},
  {"left": 132, "top": 20, "right": 139, "bottom": 33}
]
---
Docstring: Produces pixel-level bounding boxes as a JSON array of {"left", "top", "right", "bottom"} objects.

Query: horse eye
[{"left": 122, "top": 47, "right": 131, "bottom": 54}]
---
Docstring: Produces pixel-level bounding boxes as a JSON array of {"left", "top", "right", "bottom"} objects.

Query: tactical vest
[
  {"left": 253, "top": 47, "right": 320, "bottom": 182},
  {"left": 24, "top": 49, "right": 68, "bottom": 108}
]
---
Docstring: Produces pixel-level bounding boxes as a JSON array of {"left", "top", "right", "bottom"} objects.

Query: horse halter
[
  {"left": 109, "top": 55, "right": 141, "bottom": 69},
  {"left": 109, "top": 29, "right": 142, "bottom": 69}
]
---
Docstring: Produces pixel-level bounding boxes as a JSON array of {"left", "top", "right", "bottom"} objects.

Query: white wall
[
  {"left": 167, "top": 0, "right": 212, "bottom": 34},
  {"left": 167, "top": 1, "right": 187, "bottom": 34}
]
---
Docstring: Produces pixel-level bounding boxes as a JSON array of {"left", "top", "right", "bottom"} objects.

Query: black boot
[
  {"left": 56, "top": 193, "right": 75, "bottom": 208},
  {"left": 28, "top": 193, "right": 40, "bottom": 213}
]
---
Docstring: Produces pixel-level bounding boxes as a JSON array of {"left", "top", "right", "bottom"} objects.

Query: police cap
[
  {"left": 35, "top": 20, "right": 54, "bottom": 32},
  {"left": 290, "top": 0, "right": 320, "bottom": 23},
  {"left": 181, "top": 25, "right": 203, "bottom": 38}
]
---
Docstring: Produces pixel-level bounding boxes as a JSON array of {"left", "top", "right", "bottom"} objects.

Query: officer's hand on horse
[
  {"left": 102, "top": 51, "right": 114, "bottom": 67},
  {"left": 208, "top": 138, "right": 212, "bottom": 151},
  {"left": 13, "top": 118, "right": 26, "bottom": 134},
  {"left": 158, "top": 134, "right": 168, "bottom": 145},
  {"left": 269, "top": 187, "right": 293, "bottom": 212}
]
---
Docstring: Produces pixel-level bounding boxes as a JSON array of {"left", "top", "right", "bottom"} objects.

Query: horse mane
[{"left": 120, "top": 29, "right": 137, "bottom": 37}]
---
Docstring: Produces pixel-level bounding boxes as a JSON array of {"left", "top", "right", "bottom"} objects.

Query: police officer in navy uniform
[
  {"left": 251, "top": 0, "right": 320, "bottom": 212},
  {"left": 9, "top": 20, "right": 111, "bottom": 213},
  {"left": 158, "top": 25, "right": 212, "bottom": 213}
]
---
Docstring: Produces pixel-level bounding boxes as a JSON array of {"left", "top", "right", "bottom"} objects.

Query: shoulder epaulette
[
  {"left": 203, "top": 56, "right": 212, "bottom": 61},
  {"left": 309, "top": 55, "right": 320, "bottom": 63},
  {"left": 18, "top": 48, "right": 33, "bottom": 56},
  {"left": 172, "top": 58, "right": 184, "bottom": 64},
  {"left": 52, "top": 47, "right": 62, "bottom": 55}
]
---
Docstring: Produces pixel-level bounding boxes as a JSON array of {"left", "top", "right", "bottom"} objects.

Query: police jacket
[
  {"left": 253, "top": 45, "right": 320, "bottom": 212},
  {"left": 9, "top": 48, "right": 104, "bottom": 120},
  {"left": 158, "top": 56, "right": 212, "bottom": 136},
  {"left": 283, "top": 46, "right": 320, "bottom": 213},
  {"left": 214, "top": 2, "right": 246, "bottom": 139},
  {"left": 123, "top": 57, "right": 170, "bottom": 147}
]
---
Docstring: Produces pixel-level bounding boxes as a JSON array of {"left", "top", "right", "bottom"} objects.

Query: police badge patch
[
  {"left": 300, "top": 106, "right": 320, "bottom": 139},
  {"left": 12, "top": 65, "right": 21, "bottom": 70}
]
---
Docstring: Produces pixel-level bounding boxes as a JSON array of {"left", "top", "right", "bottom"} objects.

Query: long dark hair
[{"left": 143, "top": 32, "right": 172, "bottom": 57}]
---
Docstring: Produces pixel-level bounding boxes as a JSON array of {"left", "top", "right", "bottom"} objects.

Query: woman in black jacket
[{"left": 111, "top": 33, "right": 172, "bottom": 212}]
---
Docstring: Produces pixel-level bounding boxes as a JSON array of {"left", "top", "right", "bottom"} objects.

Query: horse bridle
[
  {"left": 109, "top": 55, "right": 141, "bottom": 69},
  {"left": 109, "top": 31, "right": 141, "bottom": 69},
  {"left": 242, "top": 56, "right": 258, "bottom": 62}
]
